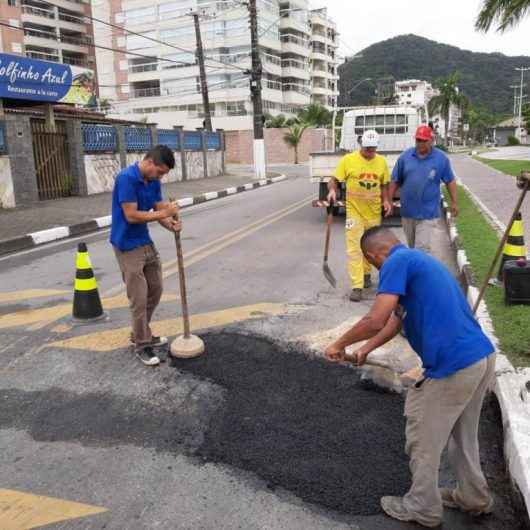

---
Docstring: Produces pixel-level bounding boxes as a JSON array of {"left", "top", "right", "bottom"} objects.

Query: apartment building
[
  {"left": 94, "top": 0, "right": 339, "bottom": 130},
  {"left": 394, "top": 78, "right": 462, "bottom": 141},
  {"left": 0, "top": 0, "right": 95, "bottom": 70},
  {"left": 309, "top": 7, "right": 338, "bottom": 109}
]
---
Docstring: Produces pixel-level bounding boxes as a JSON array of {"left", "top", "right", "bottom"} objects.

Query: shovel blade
[{"left": 323, "top": 263, "right": 337, "bottom": 288}]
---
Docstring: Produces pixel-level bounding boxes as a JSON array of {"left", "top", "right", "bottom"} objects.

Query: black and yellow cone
[
  {"left": 72, "top": 242, "right": 105, "bottom": 321},
  {"left": 498, "top": 212, "right": 527, "bottom": 281}
]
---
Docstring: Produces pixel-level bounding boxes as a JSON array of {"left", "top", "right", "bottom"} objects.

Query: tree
[
  {"left": 296, "top": 103, "right": 332, "bottom": 128},
  {"left": 264, "top": 113, "right": 297, "bottom": 128},
  {"left": 428, "top": 72, "right": 467, "bottom": 146},
  {"left": 283, "top": 123, "right": 309, "bottom": 164},
  {"left": 475, "top": 0, "right": 530, "bottom": 32},
  {"left": 466, "top": 105, "right": 501, "bottom": 143}
]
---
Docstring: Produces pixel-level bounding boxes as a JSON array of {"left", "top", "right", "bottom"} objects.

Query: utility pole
[
  {"left": 515, "top": 67, "right": 530, "bottom": 141},
  {"left": 510, "top": 85, "right": 519, "bottom": 116},
  {"left": 247, "top": 0, "right": 266, "bottom": 179},
  {"left": 191, "top": 12, "right": 213, "bottom": 132}
]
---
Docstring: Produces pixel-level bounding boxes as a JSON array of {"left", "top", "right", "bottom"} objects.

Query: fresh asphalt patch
[
  {"left": 0, "top": 331, "right": 526, "bottom": 527},
  {"left": 173, "top": 332, "right": 410, "bottom": 516}
]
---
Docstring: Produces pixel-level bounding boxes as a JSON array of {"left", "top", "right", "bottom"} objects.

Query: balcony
[
  {"left": 26, "top": 49, "right": 60, "bottom": 63},
  {"left": 132, "top": 87, "right": 161, "bottom": 99},
  {"left": 21, "top": 5, "right": 55, "bottom": 22},
  {"left": 312, "top": 85, "right": 330, "bottom": 96},
  {"left": 282, "top": 59, "right": 310, "bottom": 80},
  {"left": 280, "top": 34, "right": 311, "bottom": 57},
  {"left": 279, "top": 15, "right": 310, "bottom": 35}
]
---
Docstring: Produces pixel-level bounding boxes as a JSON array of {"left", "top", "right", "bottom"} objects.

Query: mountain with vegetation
[{"left": 338, "top": 34, "right": 529, "bottom": 115}]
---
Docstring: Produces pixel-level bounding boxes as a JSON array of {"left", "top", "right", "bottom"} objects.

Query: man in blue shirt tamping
[
  {"left": 325, "top": 226, "right": 495, "bottom": 528},
  {"left": 388, "top": 125, "right": 458, "bottom": 254},
  {"left": 111, "top": 145, "right": 181, "bottom": 367}
]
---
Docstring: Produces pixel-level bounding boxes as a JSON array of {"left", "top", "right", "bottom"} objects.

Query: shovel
[{"left": 323, "top": 199, "right": 337, "bottom": 288}]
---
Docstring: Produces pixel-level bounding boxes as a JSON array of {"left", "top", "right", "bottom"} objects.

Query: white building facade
[{"left": 92, "top": 0, "right": 339, "bottom": 130}]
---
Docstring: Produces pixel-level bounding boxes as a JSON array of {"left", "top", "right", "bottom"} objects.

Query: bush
[
  {"left": 507, "top": 135, "right": 520, "bottom": 146},
  {"left": 435, "top": 143, "right": 448, "bottom": 152}
]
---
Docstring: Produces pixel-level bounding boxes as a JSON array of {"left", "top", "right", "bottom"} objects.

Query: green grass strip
[
  {"left": 474, "top": 157, "right": 530, "bottom": 177},
  {"left": 448, "top": 186, "right": 530, "bottom": 367}
]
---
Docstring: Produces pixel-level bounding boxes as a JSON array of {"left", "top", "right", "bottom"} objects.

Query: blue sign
[{"left": 0, "top": 53, "right": 72, "bottom": 102}]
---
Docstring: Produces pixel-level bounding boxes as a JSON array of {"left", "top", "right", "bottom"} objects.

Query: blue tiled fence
[
  {"left": 82, "top": 124, "right": 117, "bottom": 152},
  {"left": 81, "top": 124, "right": 222, "bottom": 153}
]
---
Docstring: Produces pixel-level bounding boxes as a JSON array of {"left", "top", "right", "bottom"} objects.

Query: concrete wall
[
  {"left": 0, "top": 155, "right": 15, "bottom": 209},
  {"left": 84, "top": 154, "right": 121, "bottom": 195},
  {"left": 225, "top": 128, "right": 334, "bottom": 165}
]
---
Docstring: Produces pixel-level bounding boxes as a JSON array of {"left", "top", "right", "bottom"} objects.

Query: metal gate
[{"left": 31, "top": 120, "right": 73, "bottom": 200}]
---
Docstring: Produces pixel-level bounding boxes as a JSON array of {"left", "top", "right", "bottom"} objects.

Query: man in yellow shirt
[{"left": 327, "top": 130, "right": 391, "bottom": 302}]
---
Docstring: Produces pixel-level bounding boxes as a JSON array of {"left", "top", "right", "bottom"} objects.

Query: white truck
[{"left": 311, "top": 105, "right": 420, "bottom": 221}]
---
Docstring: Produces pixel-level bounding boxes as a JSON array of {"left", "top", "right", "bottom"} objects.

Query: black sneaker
[{"left": 136, "top": 346, "right": 160, "bottom": 366}]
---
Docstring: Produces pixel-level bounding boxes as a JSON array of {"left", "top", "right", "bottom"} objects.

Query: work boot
[
  {"left": 440, "top": 488, "right": 494, "bottom": 516},
  {"left": 349, "top": 288, "right": 362, "bottom": 302},
  {"left": 364, "top": 274, "right": 373, "bottom": 289},
  {"left": 380, "top": 496, "right": 441, "bottom": 528}
]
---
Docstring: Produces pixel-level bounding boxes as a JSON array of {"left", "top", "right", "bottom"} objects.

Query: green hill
[{"left": 338, "top": 34, "right": 529, "bottom": 115}]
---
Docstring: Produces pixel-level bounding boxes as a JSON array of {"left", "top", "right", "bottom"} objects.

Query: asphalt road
[{"left": 0, "top": 168, "right": 524, "bottom": 529}]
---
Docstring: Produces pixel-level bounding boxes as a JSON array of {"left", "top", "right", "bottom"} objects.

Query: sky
[{"left": 321, "top": 0, "right": 530, "bottom": 59}]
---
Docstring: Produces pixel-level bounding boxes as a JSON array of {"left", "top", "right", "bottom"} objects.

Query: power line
[
  {"left": 0, "top": 21, "right": 227, "bottom": 72},
  {"left": 35, "top": 0, "right": 248, "bottom": 73}
]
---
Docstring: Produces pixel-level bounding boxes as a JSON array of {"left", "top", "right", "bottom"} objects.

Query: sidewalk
[
  {"left": 451, "top": 155, "right": 530, "bottom": 231},
  {"left": 0, "top": 165, "right": 285, "bottom": 248}
]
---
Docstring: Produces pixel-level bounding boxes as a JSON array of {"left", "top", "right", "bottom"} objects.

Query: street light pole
[
  {"left": 510, "top": 85, "right": 519, "bottom": 116},
  {"left": 515, "top": 67, "right": 530, "bottom": 141}
]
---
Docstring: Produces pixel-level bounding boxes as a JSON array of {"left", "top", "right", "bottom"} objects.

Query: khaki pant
[
  {"left": 402, "top": 218, "right": 438, "bottom": 254},
  {"left": 345, "top": 212, "right": 381, "bottom": 288},
  {"left": 114, "top": 243, "right": 163, "bottom": 346},
  {"left": 402, "top": 354, "right": 496, "bottom": 526}
]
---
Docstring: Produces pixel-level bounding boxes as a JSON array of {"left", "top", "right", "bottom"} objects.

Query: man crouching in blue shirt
[
  {"left": 111, "top": 145, "right": 181, "bottom": 367},
  {"left": 325, "top": 226, "right": 495, "bottom": 528}
]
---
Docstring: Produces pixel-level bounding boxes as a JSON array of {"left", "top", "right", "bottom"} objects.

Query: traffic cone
[
  {"left": 72, "top": 242, "right": 105, "bottom": 321},
  {"left": 498, "top": 212, "right": 527, "bottom": 281}
]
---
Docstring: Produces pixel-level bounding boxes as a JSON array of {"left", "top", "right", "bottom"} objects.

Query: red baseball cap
[{"left": 416, "top": 125, "right": 433, "bottom": 141}]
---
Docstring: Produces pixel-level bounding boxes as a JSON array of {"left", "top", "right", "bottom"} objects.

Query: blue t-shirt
[
  {"left": 378, "top": 244, "right": 494, "bottom": 379},
  {"left": 391, "top": 147, "right": 455, "bottom": 219},
  {"left": 110, "top": 162, "right": 162, "bottom": 251}
]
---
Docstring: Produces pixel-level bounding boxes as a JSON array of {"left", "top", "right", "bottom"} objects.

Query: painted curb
[
  {"left": 0, "top": 175, "right": 287, "bottom": 257},
  {"left": 443, "top": 187, "right": 530, "bottom": 517}
]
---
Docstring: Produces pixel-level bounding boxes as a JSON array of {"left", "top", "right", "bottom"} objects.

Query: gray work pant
[
  {"left": 402, "top": 354, "right": 496, "bottom": 526},
  {"left": 402, "top": 218, "right": 438, "bottom": 254}
]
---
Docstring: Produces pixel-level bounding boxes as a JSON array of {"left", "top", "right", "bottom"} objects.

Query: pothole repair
[{"left": 172, "top": 332, "right": 410, "bottom": 516}]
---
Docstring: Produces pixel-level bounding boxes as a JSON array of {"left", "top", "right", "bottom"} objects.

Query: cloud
[{"left": 321, "top": 0, "right": 530, "bottom": 57}]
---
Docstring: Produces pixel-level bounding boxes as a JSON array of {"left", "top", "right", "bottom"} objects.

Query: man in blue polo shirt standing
[
  {"left": 325, "top": 226, "right": 495, "bottom": 528},
  {"left": 388, "top": 125, "right": 458, "bottom": 254},
  {"left": 111, "top": 145, "right": 181, "bottom": 367}
]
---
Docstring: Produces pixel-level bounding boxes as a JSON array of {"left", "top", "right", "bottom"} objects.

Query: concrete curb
[
  {"left": 443, "top": 187, "right": 530, "bottom": 517},
  {"left": 0, "top": 175, "right": 287, "bottom": 257}
]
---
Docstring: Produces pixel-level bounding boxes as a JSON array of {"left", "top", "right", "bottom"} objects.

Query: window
[
  {"left": 124, "top": 7, "right": 156, "bottom": 24},
  {"left": 8, "top": 0, "right": 16, "bottom": 5},
  {"left": 126, "top": 31, "right": 156, "bottom": 50}
]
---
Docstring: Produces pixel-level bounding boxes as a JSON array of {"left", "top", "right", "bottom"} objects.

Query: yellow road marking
[
  {"left": 0, "top": 294, "right": 176, "bottom": 331},
  {"left": 0, "top": 488, "right": 106, "bottom": 530},
  {"left": 46, "top": 303, "right": 286, "bottom": 352},
  {"left": 0, "top": 196, "right": 311, "bottom": 331},
  {"left": 104, "top": 195, "right": 313, "bottom": 296},
  {"left": 0, "top": 290, "right": 68, "bottom": 304}
]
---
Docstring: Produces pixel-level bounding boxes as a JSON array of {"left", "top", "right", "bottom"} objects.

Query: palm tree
[
  {"left": 296, "top": 103, "right": 332, "bottom": 128},
  {"left": 428, "top": 72, "right": 467, "bottom": 147},
  {"left": 283, "top": 123, "right": 309, "bottom": 164},
  {"left": 476, "top": 0, "right": 530, "bottom": 32}
]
